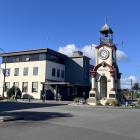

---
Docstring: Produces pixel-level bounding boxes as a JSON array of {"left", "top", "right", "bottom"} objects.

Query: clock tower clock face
[{"left": 99, "top": 49, "right": 109, "bottom": 60}]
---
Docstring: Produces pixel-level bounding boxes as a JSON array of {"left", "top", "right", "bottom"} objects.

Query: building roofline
[
  {"left": 70, "top": 56, "right": 90, "bottom": 60},
  {"left": 0, "top": 48, "right": 68, "bottom": 58}
]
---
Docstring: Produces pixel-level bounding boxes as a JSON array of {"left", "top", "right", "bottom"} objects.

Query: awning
[
  {"left": 41, "top": 82, "right": 71, "bottom": 85},
  {"left": 41, "top": 82, "right": 86, "bottom": 86}
]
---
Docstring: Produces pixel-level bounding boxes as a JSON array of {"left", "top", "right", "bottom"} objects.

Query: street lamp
[{"left": 0, "top": 48, "right": 6, "bottom": 98}]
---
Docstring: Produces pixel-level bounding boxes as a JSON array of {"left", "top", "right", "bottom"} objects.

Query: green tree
[
  {"left": 7, "top": 86, "right": 22, "bottom": 99},
  {"left": 132, "top": 83, "right": 140, "bottom": 99},
  {"left": 132, "top": 83, "right": 140, "bottom": 91}
]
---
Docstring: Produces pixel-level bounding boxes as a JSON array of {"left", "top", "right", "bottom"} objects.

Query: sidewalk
[{"left": 1, "top": 99, "right": 72, "bottom": 104}]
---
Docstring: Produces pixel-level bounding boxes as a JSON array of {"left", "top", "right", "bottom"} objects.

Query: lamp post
[{"left": 0, "top": 48, "right": 6, "bottom": 98}]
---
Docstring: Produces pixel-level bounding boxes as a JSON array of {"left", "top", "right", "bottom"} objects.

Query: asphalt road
[{"left": 0, "top": 101, "right": 140, "bottom": 140}]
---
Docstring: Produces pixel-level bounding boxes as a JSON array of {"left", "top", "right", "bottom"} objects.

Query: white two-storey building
[{"left": 0, "top": 48, "right": 66, "bottom": 99}]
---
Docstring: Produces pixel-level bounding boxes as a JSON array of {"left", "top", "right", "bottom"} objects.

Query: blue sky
[{"left": 0, "top": 0, "right": 140, "bottom": 88}]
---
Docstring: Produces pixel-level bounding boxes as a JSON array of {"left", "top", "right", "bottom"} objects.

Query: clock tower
[{"left": 89, "top": 23, "right": 121, "bottom": 105}]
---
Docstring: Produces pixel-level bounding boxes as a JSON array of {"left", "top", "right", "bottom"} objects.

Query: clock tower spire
[{"left": 100, "top": 23, "right": 113, "bottom": 44}]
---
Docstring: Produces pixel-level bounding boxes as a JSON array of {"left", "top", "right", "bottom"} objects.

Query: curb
[{"left": 0, "top": 115, "right": 24, "bottom": 122}]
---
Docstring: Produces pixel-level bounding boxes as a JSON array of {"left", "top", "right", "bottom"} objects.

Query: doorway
[{"left": 100, "top": 76, "right": 107, "bottom": 98}]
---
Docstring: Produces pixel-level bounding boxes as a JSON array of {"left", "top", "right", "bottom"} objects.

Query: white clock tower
[{"left": 89, "top": 23, "right": 121, "bottom": 104}]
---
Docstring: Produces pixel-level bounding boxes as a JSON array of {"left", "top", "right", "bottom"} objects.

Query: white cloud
[
  {"left": 58, "top": 44, "right": 78, "bottom": 57},
  {"left": 127, "top": 76, "right": 138, "bottom": 82},
  {"left": 121, "top": 75, "right": 138, "bottom": 89},
  {"left": 116, "top": 50, "right": 128, "bottom": 61},
  {"left": 81, "top": 44, "right": 96, "bottom": 60},
  {"left": 58, "top": 44, "right": 128, "bottom": 62},
  {"left": 58, "top": 44, "right": 96, "bottom": 60}
]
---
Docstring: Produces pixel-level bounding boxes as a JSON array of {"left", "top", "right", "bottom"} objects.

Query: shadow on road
[
  {"left": 0, "top": 101, "right": 68, "bottom": 112},
  {"left": 0, "top": 111, "right": 73, "bottom": 121}
]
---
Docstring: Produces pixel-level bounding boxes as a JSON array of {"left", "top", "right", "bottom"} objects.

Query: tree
[
  {"left": 7, "top": 86, "right": 22, "bottom": 99},
  {"left": 132, "top": 83, "right": 140, "bottom": 91},
  {"left": 132, "top": 83, "right": 140, "bottom": 99}
]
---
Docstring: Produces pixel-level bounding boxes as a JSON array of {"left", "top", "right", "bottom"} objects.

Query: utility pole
[
  {"left": 0, "top": 48, "right": 6, "bottom": 98},
  {"left": 2, "top": 59, "right": 6, "bottom": 98},
  {"left": 131, "top": 79, "right": 133, "bottom": 100}
]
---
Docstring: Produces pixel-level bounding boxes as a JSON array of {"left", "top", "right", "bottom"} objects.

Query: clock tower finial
[{"left": 100, "top": 21, "right": 113, "bottom": 45}]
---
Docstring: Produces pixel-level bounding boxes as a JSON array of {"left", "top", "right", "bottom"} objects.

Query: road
[{"left": 0, "top": 101, "right": 140, "bottom": 140}]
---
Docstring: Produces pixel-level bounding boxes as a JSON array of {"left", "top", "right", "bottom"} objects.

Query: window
[
  {"left": 33, "top": 67, "right": 38, "bottom": 75},
  {"left": 13, "top": 82, "right": 19, "bottom": 87},
  {"left": 6, "top": 69, "right": 10, "bottom": 76},
  {"left": 23, "top": 67, "right": 28, "bottom": 76},
  {"left": 61, "top": 70, "right": 65, "bottom": 78},
  {"left": 32, "top": 82, "right": 38, "bottom": 92},
  {"left": 15, "top": 57, "right": 20, "bottom": 62},
  {"left": 5, "top": 82, "right": 10, "bottom": 92},
  {"left": 20, "top": 55, "right": 29, "bottom": 62},
  {"left": 14, "top": 68, "right": 19, "bottom": 76},
  {"left": 52, "top": 68, "right": 56, "bottom": 77},
  {"left": 22, "top": 82, "right": 28, "bottom": 92},
  {"left": 4, "top": 69, "right": 10, "bottom": 77},
  {"left": 31, "top": 54, "right": 39, "bottom": 61},
  {"left": 57, "top": 69, "right": 60, "bottom": 77},
  {"left": 39, "top": 53, "right": 46, "bottom": 60}
]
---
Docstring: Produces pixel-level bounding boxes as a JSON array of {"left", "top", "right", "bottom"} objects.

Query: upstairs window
[
  {"left": 52, "top": 68, "right": 56, "bottom": 77},
  {"left": 14, "top": 68, "right": 19, "bottom": 76},
  {"left": 57, "top": 69, "right": 60, "bottom": 77},
  {"left": 61, "top": 70, "right": 65, "bottom": 78},
  {"left": 23, "top": 67, "right": 29, "bottom": 76},
  {"left": 4, "top": 69, "right": 10, "bottom": 77},
  {"left": 15, "top": 57, "right": 20, "bottom": 62},
  {"left": 31, "top": 54, "right": 39, "bottom": 61},
  {"left": 33, "top": 67, "right": 38, "bottom": 76}
]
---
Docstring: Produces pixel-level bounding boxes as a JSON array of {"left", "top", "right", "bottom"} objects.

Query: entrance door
[{"left": 100, "top": 76, "right": 107, "bottom": 98}]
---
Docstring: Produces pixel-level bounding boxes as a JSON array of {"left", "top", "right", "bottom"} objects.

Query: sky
[{"left": 0, "top": 0, "right": 140, "bottom": 88}]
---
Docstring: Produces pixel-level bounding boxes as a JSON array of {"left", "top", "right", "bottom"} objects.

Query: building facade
[
  {"left": 89, "top": 23, "right": 121, "bottom": 103},
  {"left": 0, "top": 48, "right": 90, "bottom": 100}
]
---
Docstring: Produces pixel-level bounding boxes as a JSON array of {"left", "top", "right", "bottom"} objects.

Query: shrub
[
  {"left": 100, "top": 98, "right": 108, "bottom": 106},
  {"left": 138, "top": 100, "right": 140, "bottom": 105},
  {"left": 22, "top": 94, "right": 33, "bottom": 99},
  {"left": 105, "top": 101, "right": 110, "bottom": 106},
  {"left": 105, "top": 99, "right": 119, "bottom": 106},
  {"left": 96, "top": 100, "right": 102, "bottom": 106},
  {"left": 73, "top": 97, "right": 80, "bottom": 103},
  {"left": 7, "top": 86, "right": 22, "bottom": 99},
  {"left": 111, "top": 100, "right": 119, "bottom": 106},
  {"left": 73, "top": 97, "right": 86, "bottom": 104},
  {"left": 79, "top": 97, "right": 86, "bottom": 104}
]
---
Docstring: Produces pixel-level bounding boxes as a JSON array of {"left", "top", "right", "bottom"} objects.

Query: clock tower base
[{"left": 87, "top": 90, "right": 97, "bottom": 106}]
